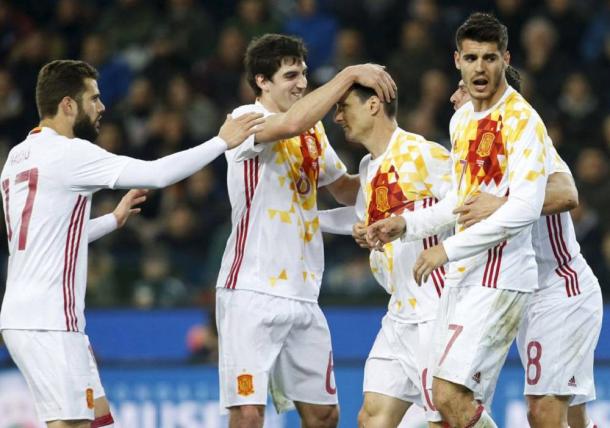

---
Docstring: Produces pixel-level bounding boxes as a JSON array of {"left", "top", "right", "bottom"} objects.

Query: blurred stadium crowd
[{"left": 0, "top": 0, "right": 609, "bottom": 308}]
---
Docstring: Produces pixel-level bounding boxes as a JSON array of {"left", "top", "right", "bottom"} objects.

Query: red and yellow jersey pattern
[
  {"left": 217, "top": 102, "right": 347, "bottom": 302},
  {"left": 361, "top": 128, "right": 451, "bottom": 322}
]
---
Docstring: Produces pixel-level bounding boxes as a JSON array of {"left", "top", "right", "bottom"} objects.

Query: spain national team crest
[
  {"left": 86, "top": 388, "right": 94, "bottom": 409},
  {"left": 476, "top": 132, "right": 495, "bottom": 157},
  {"left": 237, "top": 374, "right": 254, "bottom": 396},
  {"left": 375, "top": 186, "right": 390, "bottom": 212}
]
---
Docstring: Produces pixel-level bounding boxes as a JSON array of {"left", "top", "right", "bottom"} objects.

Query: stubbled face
[
  {"left": 333, "top": 90, "right": 373, "bottom": 143},
  {"left": 454, "top": 39, "right": 509, "bottom": 109},
  {"left": 259, "top": 57, "right": 307, "bottom": 112},
  {"left": 73, "top": 78, "right": 105, "bottom": 141},
  {"left": 450, "top": 79, "right": 469, "bottom": 110}
]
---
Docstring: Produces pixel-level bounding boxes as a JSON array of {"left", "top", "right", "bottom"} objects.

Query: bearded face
[{"left": 72, "top": 103, "right": 99, "bottom": 141}]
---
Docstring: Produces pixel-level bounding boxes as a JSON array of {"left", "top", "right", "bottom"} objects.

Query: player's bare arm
[
  {"left": 542, "top": 171, "right": 578, "bottom": 215},
  {"left": 366, "top": 216, "right": 406, "bottom": 251},
  {"left": 256, "top": 64, "right": 396, "bottom": 143},
  {"left": 325, "top": 174, "right": 360, "bottom": 205},
  {"left": 113, "top": 189, "right": 148, "bottom": 228},
  {"left": 218, "top": 112, "right": 265, "bottom": 148},
  {"left": 352, "top": 221, "right": 370, "bottom": 249},
  {"left": 413, "top": 245, "right": 448, "bottom": 285},
  {"left": 455, "top": 172, "right": 578, "bottom": 228}
]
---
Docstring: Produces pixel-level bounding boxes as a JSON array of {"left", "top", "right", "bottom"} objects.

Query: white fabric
[
  {"left": 359, "top": 128, "right": 452, "bottom": 322},
  {"left": 432, "top": 286, "right": 529, "bottom": 403},
  {"left": 115, "top": 137, "right": 227, "bottom": 188},
  {"left": 0, "top": 128, "right": 127, "bottom": 331},
  {"left": 88, "top": 213, "right": 117, "bottom": 243},
  {"left": 216, "top": 102, "right": 347, "bottom": 302},
  {"left": 402, "top": 87, "right": 553, "bottom": 292},
  {"left": 363, "top": 315, "right": 442, "bottom": 422},
  {"left": 0, "top": 127, "right": 229, "bottom": 332},
  {"left": 1, "top": 330, "right": 101, "bottom": 421},
  {"left": 216, "top": 288, "right": 338, "bottom": 414},
  {"left": 318, "top": 205, "right": 359, "bottom": 235},
  {"left": 517, "top": 284, "right": 602, "bottom": 402}
]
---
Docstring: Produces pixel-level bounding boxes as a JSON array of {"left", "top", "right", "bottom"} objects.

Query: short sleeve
[
  {"left": 316, "top": 122, "right": 347, "bottom": 187},
  {"left": 61, "top": 139, "right": 130, "bottom": 192},
  {"left": 548, "top": 140, "right": 571, "bottom": 175}
]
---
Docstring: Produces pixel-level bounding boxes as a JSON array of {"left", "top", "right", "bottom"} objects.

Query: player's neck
[
  {"left": 39, "top": 118, "right": 75, "bottom": 139},
  {"left": 471, "top": 81, "right": 508, "bottom": 112},
  {"left": 257, "top": 95, "right": 284, "bottom": 113},
  {"left": 364, "top": 119, "right": 397, "bottom": 159}
]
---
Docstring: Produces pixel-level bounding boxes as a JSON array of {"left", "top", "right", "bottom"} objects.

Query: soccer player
[
  {"left": 322, "top": 83, "right": 452, "bottom": 428},
  {"left": 214, "top": 34, "right": 396, "bottom": 428},
  {"left": 451, "top": 74, "right": 602, "bottom": 428},
  {"left": 0, "top": 59, "right": 263, "bottom": 428},
  {"left": 367, "top": 13, "right": 553, "bottom": 427}
]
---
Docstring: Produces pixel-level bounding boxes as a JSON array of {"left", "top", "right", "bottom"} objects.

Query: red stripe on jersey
[
  {"left": 491, "top": 241, "right": 507, "bottom": 287},
  {"left": 547, "top": 215, "right": 580, "bottom": 296},
  {"left": 68, "top": 197, "right": 87, "bottom": 331},
  {"left": 63, "top": 196, "right": 85, "bottom": 331},
  {"left": 225, "top": 158, "right": 259, "bottom": 289},
  {"left": 482, "top": 248, "right": 494, "bottom": 287}
]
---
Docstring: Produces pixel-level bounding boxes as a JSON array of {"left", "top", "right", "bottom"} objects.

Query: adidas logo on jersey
[
  {"left": 568, "top": 376, "right": 577, "bottom": 387},
  {"left": 472, "top": 372, "right": 481, "bottom": 384}
]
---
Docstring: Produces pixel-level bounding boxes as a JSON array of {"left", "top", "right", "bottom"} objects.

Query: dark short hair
[
  {"left": 505, "top": 65, "right": 521, "bottom": 91},
  {"left": 350, "top": 83, "right": 397, "bottom": 119},
  {"left": 36, "top": 60, "right": 99, "bottom": 119},
  {"left": 455, "top": 12, "right": 508, "bottom": 52},
  {"left": 245, "top": 33, "right": 307, "bottom": 96}
]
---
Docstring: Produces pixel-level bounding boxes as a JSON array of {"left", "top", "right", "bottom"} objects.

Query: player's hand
[
  {"left": 346, "top": 64, "right": 397, "bottom": 103},
  {"left": 366, "top": 216, "right": 406, "bottom": 251},
  {"left": 454, "top": 193, "right": 507, "bottom": 228},
  {"left": 413, "top": 245, "right": 448, "bottom": 285},
  {"left": 218, "top": 112, "right": 265, "bottom": 149},
  {"left": 113, "top": 189, "right": 148, "bottom": 228},
  {"left": 352, "top": 221, "right": 370, "bottom": 249}
]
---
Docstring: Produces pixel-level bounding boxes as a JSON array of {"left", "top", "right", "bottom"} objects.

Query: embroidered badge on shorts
[
  {"left": 237, "top": 374, "right": 254, "bottom": 396},
  {"left": 86, "top": 388, "right": 94, "bottom": 409}
]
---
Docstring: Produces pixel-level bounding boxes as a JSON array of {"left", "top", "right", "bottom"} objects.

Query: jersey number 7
[{"left": 2, "top": 168, "right": 39, "bottom": 251}]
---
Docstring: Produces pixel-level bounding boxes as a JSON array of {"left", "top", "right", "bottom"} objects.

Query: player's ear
[
  {"left": 59, "top": 96, "right": 76, "bottom": 117},
  {"left": 454, "top": 51, "right": 460, "bottom": 70},
  {"left": 255, "top": 74, "right": 270, "bottom": 94},
  {"left": 503, "top": 50, "right": 511, "bottom": 66},
  {"left": 368, "top": 96, "right": 382, "bottom": 116}
]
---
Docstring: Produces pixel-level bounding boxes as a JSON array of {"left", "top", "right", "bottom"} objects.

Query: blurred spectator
[
  {"left": 97, "top": 0, "right": 159, "bottom": 52},
  {"left": 284, "top": 0, "right": 337, "bottom": 75},
  {"left": 165, "top": 74, "right": 220, "bottom": 140},
  {"left": 192, "top": 26, "right": 246, "bottom": 113},
  {"left": 133, "top": 249, "right": 189, "bottom": 308},
  {"left": 334, "top": 28, "right": 367, "bottom": 70},
  {"left": 519, "top": 16, "right": 566, "bottom": 106},
  {"left": 80, "top": 33, "right": 132, "bottom": 109},
  {"left": 224, "top": 0, "right": 280, "bottom": 40},
  {"left": 140, "top": 29, "right": 188, "bottom": 93},
  {"left": 0, "top": 0, "right": 34, "bottom": 65},
  {"left": 557, "top": 72, "right": 600, "bottom": 144},
  {"left": 493, "top": 0, "right": 528, "bottom": 54},
  {"left": 387, "top": 20, "right": 446, "bottom": 110},
  {"left": 574, "top": 147, "right": 610, "bottom": 225},
  {"left": 49, "top": 0, "right": 90, "bottom": 59},
  {"left": 162, "top": 0, "right": 217, "bottom": 62},
  {"left": 116, "top": 77, "right": 157, "bottom": 153},
  {"left": 581, "top": 0, "right": 610, "bottom": 61},
  {"left": 0, "top": 68, "right": 25, "bottom": 145},
  {"left": 539, "top": 0, "right": 585, "bottom": 58}
]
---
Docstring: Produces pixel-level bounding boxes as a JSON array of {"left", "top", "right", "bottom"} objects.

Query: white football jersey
[
  {"left": 532, "top": 145, "right": 600, "bottom": 295},
  {"left": 361, "top": 128, "right": 452, "bottom": 323},
  {"left": 216, "top": 102, "right": 347, "bottom": 302},
  {"left": 402, "top": 87, "right": 553, "bottom": 292},
  {"left": 0, "top": 127, "right": 129, "bottom": 331}
]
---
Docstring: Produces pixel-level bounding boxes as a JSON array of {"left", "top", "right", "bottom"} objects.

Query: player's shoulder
[
  {"left": 358, "top": 153, "right": 372, "bottom": 176},
  {"left": 231, "top": 103, "right": 269, "bottom": 118},
  {"left": 502, "top": 88, "right": 542, "bottom": 123},
  {"left": 449, "top": 102, "right": 473, "bottom": 132}
]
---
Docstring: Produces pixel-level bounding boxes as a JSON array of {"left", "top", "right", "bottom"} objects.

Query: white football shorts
[
  {"left": 517, "top": 282, "right": 603, "bottom": 404},
  {"left": 363, "top": 314, "right": 442, "bottom": 422},
  {"left": 1, "top": 329, "right": 105, "bottom": 422},
  {"left": 216, "top": 288, "right": 338, "bottom": 414}
]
